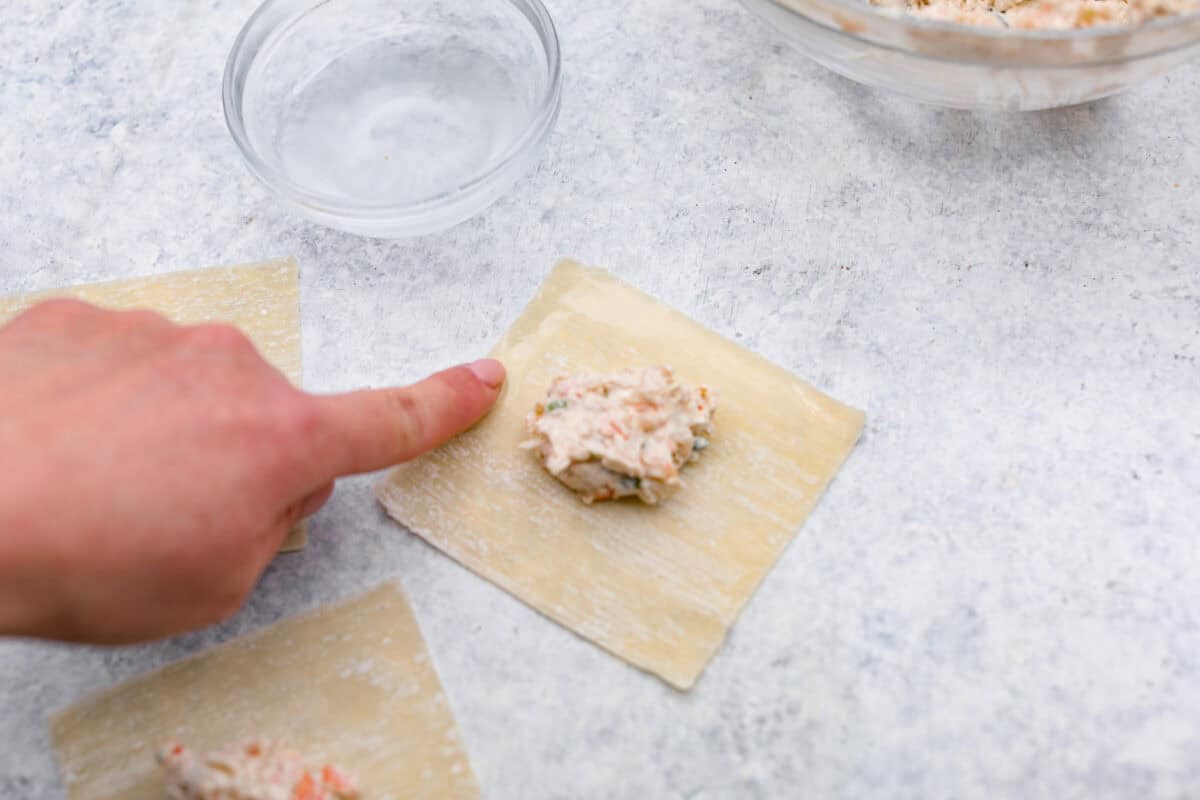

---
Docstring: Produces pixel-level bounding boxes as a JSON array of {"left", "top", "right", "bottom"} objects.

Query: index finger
[{"left": 311, "top": 359, "right": 505, "bottom": 477}]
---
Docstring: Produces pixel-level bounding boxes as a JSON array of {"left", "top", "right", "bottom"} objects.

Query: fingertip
[
  {"left": 430, "top": 361, "right": 504, "bottom": 431},
  {"left": 466, "top": 358, "right": 506, "bottom": 389}
]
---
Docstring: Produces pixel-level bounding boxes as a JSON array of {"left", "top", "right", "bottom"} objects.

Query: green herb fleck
[{"left": 546, "top": 399, "right": 569, "bottom": 412}]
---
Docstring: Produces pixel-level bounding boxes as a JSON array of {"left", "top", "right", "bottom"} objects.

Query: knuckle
[
  {"left": 257, "top": 393, "right": 329, "bottom": 480},
  {"left": 180, "top": 322, "right": 254, "bottom": 354},
  {"left": 22, "top": 297, "right": 94, "bottom": 322},
  {"left": 282, "top": 394, "right": 325, "bottom": 439},
  {"left": 37, "top": 297, "right": 93, "bottom": 314},
  {"left": 385, "top": 389, "right": 427, "bottom": 448},
  {"left": 272, "top": 394, "right": 328, "bottom": 461}
]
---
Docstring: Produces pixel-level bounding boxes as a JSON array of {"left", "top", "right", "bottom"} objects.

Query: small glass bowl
[
  {"left": 223, "top": 0, "right": 561, "bottom": 237},
  {"left": 742, "top": 0, "right": 1200, "bottom": 110}
]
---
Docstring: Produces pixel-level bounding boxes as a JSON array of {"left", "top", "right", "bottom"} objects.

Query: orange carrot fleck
[
  {"left": 321, "top": 765, "right": 353, "bottom": 791},
  {"left": 292, "top": 773, "right": 318, "bottom": 800}
]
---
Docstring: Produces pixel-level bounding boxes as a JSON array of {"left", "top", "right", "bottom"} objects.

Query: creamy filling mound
[
  {"left": 877, "top": 0, "right": 1198, "bottom": 28},
  {"left": 156, "top": 739, "right": 359, "bottom": 800},
  {"left": 523, "top": 366, "right": 717, "bottom": 505}
]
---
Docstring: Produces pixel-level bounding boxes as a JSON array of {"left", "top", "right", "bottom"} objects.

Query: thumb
[{"left": 312, "top": 359, "right": 505, "bottom": 477}]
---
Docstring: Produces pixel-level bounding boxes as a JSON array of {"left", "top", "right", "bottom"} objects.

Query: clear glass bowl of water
[{"left": 223, "top": 0, "right": 561, "bottom": 237}]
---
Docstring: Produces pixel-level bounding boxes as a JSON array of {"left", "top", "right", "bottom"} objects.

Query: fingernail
[{"left": 467, "top": 358, "right": 506, "bottom": 389}]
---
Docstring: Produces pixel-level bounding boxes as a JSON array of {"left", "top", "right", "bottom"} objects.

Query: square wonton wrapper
[
  {"left": 377, "top": 260, "right": 865, "bottom": 689},
  {"left": 50, "top": 582, "right": 480, "bottom": 800},
  {"left": 0, "top": 258, "right": 308, "bottom": 551}
]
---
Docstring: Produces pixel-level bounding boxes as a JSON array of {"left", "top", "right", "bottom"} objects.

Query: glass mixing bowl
[
  {"left": 223, "top": 0, "right": 561, "bottom": 237},
  {"left": 741, "top": 0, "right": 1200, "bottom": 110}
]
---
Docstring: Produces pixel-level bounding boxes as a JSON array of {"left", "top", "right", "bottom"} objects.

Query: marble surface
[{"left": 1, "top": 1, "right": 1198, "bottom": 798}]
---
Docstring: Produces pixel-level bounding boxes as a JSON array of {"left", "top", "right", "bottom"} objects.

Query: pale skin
[{"left": 0, "top": 299, "right": 505, "bottom": 644}]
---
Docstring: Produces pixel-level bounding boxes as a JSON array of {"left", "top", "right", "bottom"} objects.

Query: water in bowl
[{"left": 244, "top": 17, "right": 545, "bottom": 206}]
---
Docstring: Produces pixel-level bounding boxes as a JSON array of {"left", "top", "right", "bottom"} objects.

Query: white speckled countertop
[{"left": 2, "top": 1, "right": 1199, "bottom": 798}]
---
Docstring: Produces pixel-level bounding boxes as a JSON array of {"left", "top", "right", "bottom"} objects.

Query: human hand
[{"left": 0, "top": 299, "right": 504, "bottom": 643}]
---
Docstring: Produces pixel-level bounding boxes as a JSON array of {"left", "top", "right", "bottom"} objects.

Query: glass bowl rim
[
  {"left": 756, "top": 0, "right": 1200, "bottom": 52},
  {"left": 222, "top": 0, "right": 563, "bottom": 220}
]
